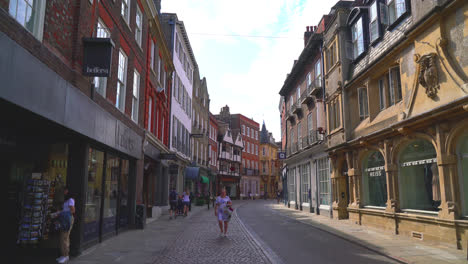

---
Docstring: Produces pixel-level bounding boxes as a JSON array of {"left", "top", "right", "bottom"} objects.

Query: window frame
[
  {"left": 121, "top": 0, "right": 131, "bottom": 25},
  {"left": 116, "top": 50, "right": 128, "bottom": 112},
  {"left": 351, "top": 16, "right": 366, "bottom": 60},
  {"left": 131, "top": 70, "right": 140, "bottom": 122},
  {"left": 135, "top": 4, "right": 143, "bottom": 47},
  {"left": 378, "top": 78, "right": 386, "bottom": 111},
  {"left": 387, "top": 0, "right": 410, "bottom": 30},
  {"left": 8, "top": 0, "right": 46, "bottom": 40},
  {"left": 358, "top": 87, "right": 369, "bottom": 121},
  {"left": 94, "top": 19, "right": 111, "bottom": 97},
  {"left": 369, "top": 0, "right": 381, "bottom": 44}
]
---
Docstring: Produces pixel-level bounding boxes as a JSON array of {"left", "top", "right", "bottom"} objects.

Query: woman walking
[
  {"left": 214, "top": 188, "right": 232, "bottom": 237},
  {"left": 182, "top": 189, "right": 190, "bottom": 216},
  {"left": 57, "top": 187, "right": 75, "bottom": 263}
]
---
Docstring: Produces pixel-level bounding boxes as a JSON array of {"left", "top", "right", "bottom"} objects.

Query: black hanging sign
[{"left": 82, "top": 38, "right": 115, "bottom": 77}]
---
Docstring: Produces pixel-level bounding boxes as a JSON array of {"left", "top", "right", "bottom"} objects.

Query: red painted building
[{"left": 141, "top": 1, "right": 174, "bottom": 219}]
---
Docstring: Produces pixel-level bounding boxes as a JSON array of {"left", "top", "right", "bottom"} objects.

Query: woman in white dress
[{"left": 214, "top": 188, "right": 232, "bottom": 237}]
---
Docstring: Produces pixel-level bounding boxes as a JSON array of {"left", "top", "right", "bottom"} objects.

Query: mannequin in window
[{"left": 431, "top": 163, "right": 441, "bottom": 207}]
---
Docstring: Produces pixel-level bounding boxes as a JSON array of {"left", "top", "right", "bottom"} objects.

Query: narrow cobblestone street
[{"left": 70, "top": 201, "right": 270, "bottom": 264}]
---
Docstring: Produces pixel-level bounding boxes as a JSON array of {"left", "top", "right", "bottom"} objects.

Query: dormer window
[
  {"left": 369, "top": 1, "right": 379, "bottom": 43},
  {"left": 351, "top": 17, "right": 365, "bottom": 59},
  {"left": 388, "top": 0, "right": 407, "bottom": 25}
]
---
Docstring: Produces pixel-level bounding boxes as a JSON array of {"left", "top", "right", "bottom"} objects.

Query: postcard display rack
[{"left": 17, "top": 173, "right": 51, "bottom": 245}]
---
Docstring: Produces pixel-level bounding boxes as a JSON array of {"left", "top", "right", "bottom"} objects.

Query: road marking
[{"left": 235, "top": 205, "right": 286, "bottom": 264}]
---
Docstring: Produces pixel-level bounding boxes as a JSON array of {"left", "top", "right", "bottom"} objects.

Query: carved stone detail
[{"left": 415, "top": 53, "right": 439, "bottom": 99}]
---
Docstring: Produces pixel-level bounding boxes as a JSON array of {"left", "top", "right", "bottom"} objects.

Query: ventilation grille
[{"left": 411, "top": 231, "right": 423, "bottom": 240}]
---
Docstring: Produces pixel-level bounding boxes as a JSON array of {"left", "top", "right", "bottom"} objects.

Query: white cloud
[{"left": 161, "top": 0, "right": 337, "bottom": 140}]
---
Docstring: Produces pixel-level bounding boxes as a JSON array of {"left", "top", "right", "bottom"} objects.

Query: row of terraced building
[{"left": 279, "top": 0, "right": 468, "bottom": 250}]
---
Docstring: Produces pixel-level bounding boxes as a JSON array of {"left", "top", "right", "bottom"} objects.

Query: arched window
[
  {"left": 399, "top": 139, "right": 439, "bottom": 211},
  {"left": 362, "top": 151, "right": 387, "bottom": 207},
  {"left": 457, "top": 134, "right": 468, "bottom": 215}
]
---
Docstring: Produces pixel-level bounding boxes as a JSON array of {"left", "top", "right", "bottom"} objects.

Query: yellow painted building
[
  {"left": 259, "top": 123, "right": 280, "bottom": 198},
  {"left": 328, "top": 0, "right": 468, "bottom": 249}
]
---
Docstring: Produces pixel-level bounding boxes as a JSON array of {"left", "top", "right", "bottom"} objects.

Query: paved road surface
[{"left": 237, "top": 200, "right": 399, "bottom": 264}]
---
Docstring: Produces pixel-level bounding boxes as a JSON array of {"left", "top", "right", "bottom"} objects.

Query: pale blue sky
[{"left": 161, "top": 0, "right": 337, "bottom": 140}]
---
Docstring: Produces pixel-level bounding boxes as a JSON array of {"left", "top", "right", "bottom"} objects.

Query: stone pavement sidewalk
[
  {"left": 70, "top": 200, "right": 270, "bottom": 264},
  {"left": 270, "top": 203, "right": 467, "bottom": 264}
]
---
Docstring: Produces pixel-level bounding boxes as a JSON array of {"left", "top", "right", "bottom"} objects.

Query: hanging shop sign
[
  {"left": 278, "top": 152, "right": 286, "bottom": 160},
  {"left": 82, "top": 38, "right": 115, "bottom": 77},
  {"left": 159, "top": 153, "right": 177, "bottom": 160}
]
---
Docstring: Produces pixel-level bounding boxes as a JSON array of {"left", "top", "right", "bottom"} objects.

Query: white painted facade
[{"left": 169, "top": 20, "right": 196, "bottom": 160}]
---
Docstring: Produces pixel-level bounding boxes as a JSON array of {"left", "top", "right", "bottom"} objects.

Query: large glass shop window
[
  {"left": 84, "top": 148, "right": 104, "bottom": 242},
  {"left": 458, "top": 134, "right": 468, "bottom": 216},
  {"left": 119, "top": 159, "right": 130, "bottom": 228},
  {"left": 362, "top": 151, "right": 387, "bottom": 207},
  {"left": 288, "top": 168, "right": 295, "bottom": 202},
  {"left": 399, "top": 140, "right": 440, "bottom": 211},
  {"left": 103, "top": 155, "right": 119, "bottom": 235}
]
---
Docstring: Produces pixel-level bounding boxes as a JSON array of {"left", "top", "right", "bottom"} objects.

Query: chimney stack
[{"left": 304, "top": 25, "right": 313, "bottom": 46}]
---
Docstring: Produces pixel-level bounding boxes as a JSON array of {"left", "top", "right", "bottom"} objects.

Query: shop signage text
[
  {"left": 82, "top": 38, "right": 114, "bottom": 77},
  {"left": 159, "top": 153, "right": 177, "bottom": 160},
  {"left": 115, "top": 124, "right": 135, "bottom": 153},
  {"left": 278, "top": 152, "right": 286, "bottom": 159}
]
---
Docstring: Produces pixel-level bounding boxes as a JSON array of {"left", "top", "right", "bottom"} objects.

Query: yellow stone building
[
  {"left": 259, "top": 123, "right": 280, "bottom": 198},
  {"left": 328, "top": 0, "right": 468, "bottom": 249}
]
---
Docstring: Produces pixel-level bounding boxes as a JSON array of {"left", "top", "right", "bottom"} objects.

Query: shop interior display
[{"left": 17, "top": 173, "right": 50, "bottom": 245}]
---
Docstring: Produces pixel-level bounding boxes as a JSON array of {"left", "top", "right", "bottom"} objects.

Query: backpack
[{"left": 169, "top": 191, "right": 177, "bottom": 201}]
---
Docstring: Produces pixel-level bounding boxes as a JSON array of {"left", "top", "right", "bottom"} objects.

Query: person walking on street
[
  {"left": 214, "top": 188, "right": 232, "bottom": 237},
  {"left": 277, "top": 190, "right": 281, "bottom": 204},
  {"left": 56, "top": 187, "right": 75, "bottom": 263},
  {"left": 168, "top": 188, "right": 178, "bottom": 220},
  {"left": 182, "top": 189, "right": 190, "bottom": 216}
]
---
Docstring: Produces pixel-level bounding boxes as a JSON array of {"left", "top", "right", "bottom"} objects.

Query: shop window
[
  {"left": 301, "top": 163, "right": 310, "bottom": 204},
  {"left": 358, "top": 87, "right": 369, "bottom": 120},
  {"left": 318, "top": 157, "right": 330, "bottom": 205},
  {"left": 84, "top": 148, "right": 104, "bottom": 242},
  {"left": 457, "top": 134, "right": 468, "bottom": 216},
  {"left": 8, "top": 0, "right": 46, "bottom": 40},
  {"left": 362, "top": 151, "right": 387, "bottom": 207},
  {"left": 399, "top": 139, "right": 440, "bottom": 211},
  {"left": 288, "top": 168, "right": 296, "bottom": 202},
  {"left": 103, "top": 155, "right": 119, "bottom": 235},
  {"left": 351, "top": 17, "right": 365, "bottom": 59}
]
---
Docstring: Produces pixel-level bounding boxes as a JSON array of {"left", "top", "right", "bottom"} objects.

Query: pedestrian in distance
[
  {"left": 248, "top": 191, "right": 252, "bottom": 200},
  {"left": 277, "top": 190, "right": 281, "bottom": 204},
  {"left": 168, "top": 187, "right": 178, "bottom": 220},
  {"left": 182, "top": 189, "right": 190, "bottom": 216},
  {"left": 214, "top": 188, "right": 232, "bottom": 237}
]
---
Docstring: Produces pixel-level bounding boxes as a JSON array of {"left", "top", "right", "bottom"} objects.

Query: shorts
[
  {"left": 170, "top": 201, "right": 177, "bottom": 210},
  {"left": 183, "top": 201, "right": 190, "bottom": 207}
]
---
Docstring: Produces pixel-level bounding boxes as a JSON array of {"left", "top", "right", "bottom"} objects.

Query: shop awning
[
  {"left": 185, "top": 167, "right": 200, "bottom": 180},
  {"left": 201, "top": 176, "right": 209, "bottom": 184}
]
